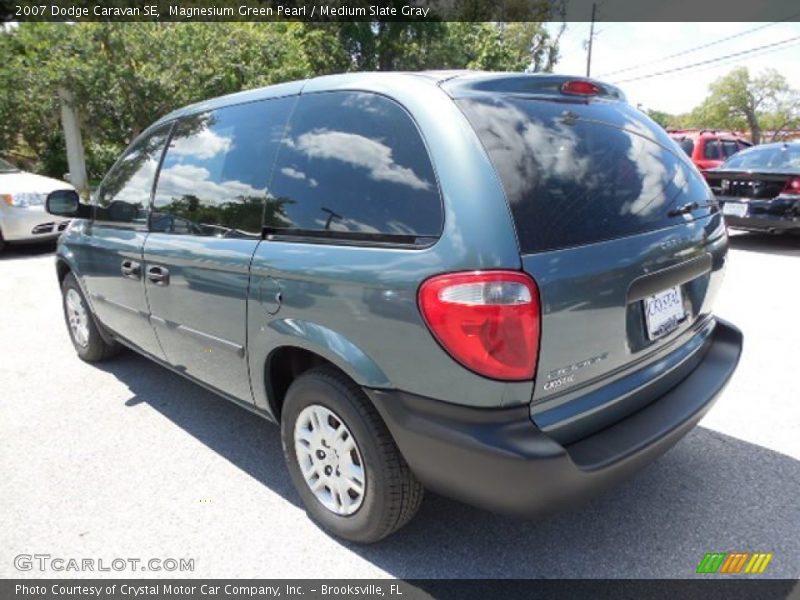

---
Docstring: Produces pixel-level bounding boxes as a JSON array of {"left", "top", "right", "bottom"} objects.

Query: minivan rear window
[{"left": 457, "top": 97, "right": 710, "bottom": 253}]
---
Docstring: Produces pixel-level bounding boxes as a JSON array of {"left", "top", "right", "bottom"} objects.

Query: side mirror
[{"left": 46, "top": 189, "right": 90, "bottom": 218}]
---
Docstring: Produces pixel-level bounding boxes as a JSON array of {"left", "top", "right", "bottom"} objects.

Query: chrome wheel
[
  {"left": 65, "top": 288, "right": 89, "bottom": 348},
  {"left": 294, "top": 404, "right": 366, "bottom": 516}
]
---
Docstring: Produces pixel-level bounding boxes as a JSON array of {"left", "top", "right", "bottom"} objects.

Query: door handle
[
  {"left": 120, "top": 259, "right": 141, "bottom": 280},
  {"left": 146, "top": 265, "right": 170, "bottom": 286}
]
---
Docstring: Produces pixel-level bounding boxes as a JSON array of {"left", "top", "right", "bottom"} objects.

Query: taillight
[
  {"left": 782, "top": 177, "right": 800, "bottom": 195},
  {"left": 561, "top": 80, "right": 601, "bottom": 96},
  {"left": 418, "top": 271, "right": 541, "bottom": 381}
]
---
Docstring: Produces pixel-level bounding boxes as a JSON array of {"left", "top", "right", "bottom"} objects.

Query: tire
[
  {"left": 0, "top": 229, "right": 5, "bottom": 253},
  {"left": 281, "top": 366, "right": 423, "bottom": 543},
  {"left": 61, "top": 272, "right": 121, "bottom": 362}
]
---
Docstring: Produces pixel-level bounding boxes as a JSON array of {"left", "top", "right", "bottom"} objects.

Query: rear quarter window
[
  {"left": 457, "top": 97, "right": 710, "bottom": 253},
  {"left": 267, "top": 91, "right": 442, "bottom": 244}
]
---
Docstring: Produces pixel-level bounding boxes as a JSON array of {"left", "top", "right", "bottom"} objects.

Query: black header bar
[{"left": 4, "top": 0, "right": 800, "bottom": 23}]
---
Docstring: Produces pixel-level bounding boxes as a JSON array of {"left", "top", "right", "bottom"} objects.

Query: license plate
[
  {"left": 722, "top": 202, "right": 748, "bottom": 218},
  {"left": 643, "top": 286, "right": 685, "bottom": 340}
]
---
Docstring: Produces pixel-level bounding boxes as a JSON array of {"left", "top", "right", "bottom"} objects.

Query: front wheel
[
  {"left": 281, "top": 367, "right": 423, "bottom": 543},
  {"left": 61, "top": 273, "right": 121, "bottom": 362}
]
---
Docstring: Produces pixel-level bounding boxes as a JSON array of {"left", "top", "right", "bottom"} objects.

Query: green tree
[
  {"left": 687, "top": 67, "right": 800, "bottom": 144},
  {"left": 1, "top": 23, "right": 328, "bottom": 178},
  {"left": 439, "top": 22, "right": 562, "bottom": 72},
  {"left": 0, "top": 21, "right": 563, "bottom": 180},
  {"left": 643, "top": 109, "right": 674, "bottom": 129}
]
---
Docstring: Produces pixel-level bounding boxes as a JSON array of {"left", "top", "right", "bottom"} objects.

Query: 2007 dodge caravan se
[{"left": 47, "top": 71, "right": 743, "bottom": 543}]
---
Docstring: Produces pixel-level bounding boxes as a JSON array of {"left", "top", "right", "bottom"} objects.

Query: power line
[
  {"left": 609, "top": 35, "right": 800, "bottom": 84},
  {"left": 600, "top": 20, "right": 794, "bottom": 78},
  {"left": 672, "top": 38, "right": 800, "bottom": 79},
  {"left": 597, "top": 19, "right": 798, "bottom": 78}
]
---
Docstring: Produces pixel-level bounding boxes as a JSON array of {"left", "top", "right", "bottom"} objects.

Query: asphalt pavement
[{"left": 1, "top": 232, "right": 798, "bottom": 579}]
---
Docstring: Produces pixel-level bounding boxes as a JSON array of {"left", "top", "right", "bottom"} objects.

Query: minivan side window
[
  {"left": 151, "top": 97, "right": 295, "bottom": 238},
  {"left": 267, "top": 91, "right": 442, "bottom": 244},
  {"left": 94, "top": 124, "right": 171, "bottom": 227}
]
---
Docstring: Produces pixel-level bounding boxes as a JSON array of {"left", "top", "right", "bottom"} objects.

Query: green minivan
[{"left": 47, "top": 71, "right": 742, "bottom": 542}]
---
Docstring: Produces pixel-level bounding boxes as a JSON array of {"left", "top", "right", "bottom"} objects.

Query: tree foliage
[
  {"left": 643, "top": 109, "right": 672, "bottom": 129},
  {"left": 683, "top": 67, "right": 800, "bottom": 143},
  {"left": 0, "top": 21, "right": 563, "bottom": 180}
]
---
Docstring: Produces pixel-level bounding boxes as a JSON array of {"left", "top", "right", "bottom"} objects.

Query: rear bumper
[
  {"left": 724, "top": 214, "right": 799, "bottom": 232},
  {"left": 719, "top": 196, "right": 800, "bottom": 232},
  {"left": 367, "top": 318, "right": 743, "bottom": 517}
]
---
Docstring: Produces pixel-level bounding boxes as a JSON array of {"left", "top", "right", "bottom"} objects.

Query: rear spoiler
[{"left": 441, "top": 74, "right": 627, "bottom": 102}]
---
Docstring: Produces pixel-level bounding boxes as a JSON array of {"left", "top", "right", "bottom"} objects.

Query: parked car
[
  {"left": 0, "top": 158, "right": 73, "bottom": 252},
  {"left": 45, "top": 72, "right": 743, "bottom": 543},
  {"left": 668, "top": 129, "right": 751, "bottom": 171},
  {"left": 705, "top": 142, "right": 800, "bottom": 234}
]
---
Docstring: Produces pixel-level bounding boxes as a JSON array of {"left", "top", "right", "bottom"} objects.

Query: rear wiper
[{"left": 667, "top": 201, "right": 717, "bottom": 217}]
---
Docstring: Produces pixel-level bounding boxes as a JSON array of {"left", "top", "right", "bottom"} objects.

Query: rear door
[
  {"left": 81, "top": 124, "right": 172, "bottom": 358},
  {"left": 143, "top": 97, "right": 295, "bottom": 403},
  {"left": 458, "top": 96, "right": 726, "bottom": 441}
]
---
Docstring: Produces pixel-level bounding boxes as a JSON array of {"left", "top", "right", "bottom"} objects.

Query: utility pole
[{"left": 586, "top": 2, "right": 597, "bottom": 77}]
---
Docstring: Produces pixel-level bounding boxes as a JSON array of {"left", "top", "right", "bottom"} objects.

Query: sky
[{"left": 549, "top": 21, "right": 800, "bottom": 114}]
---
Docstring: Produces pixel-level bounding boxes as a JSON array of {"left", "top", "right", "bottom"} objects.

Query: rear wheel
[
  {"left": 61, "top": 273, "right": 121, "bottom": 362},
  {"left": 281, "top": 366, "right": 423, "bottom": 543}
]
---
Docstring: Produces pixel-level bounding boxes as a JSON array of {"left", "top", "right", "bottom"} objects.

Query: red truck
[{"left": 668, "top": 129, "right": 752, "bottom": 171}]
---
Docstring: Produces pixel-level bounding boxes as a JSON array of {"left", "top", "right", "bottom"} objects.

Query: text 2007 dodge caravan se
[{"left": 47, "top": 72, "right": 742, "bottom": 543}]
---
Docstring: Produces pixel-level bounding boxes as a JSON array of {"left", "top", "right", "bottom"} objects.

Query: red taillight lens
[
  {"left": 782, "top": 177, "right": 800, "bottom": 195},
  {"left": 418, "top": 271, "right": 541, "bottom": 381},
  {"left": 561, "top": 80, "right": 601, "bottom": 96}
]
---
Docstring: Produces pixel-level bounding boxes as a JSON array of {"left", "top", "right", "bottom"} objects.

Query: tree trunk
[
  {"left": 750, "top": 123, "right": 761, "bottom": 145},
  {"left": 58, "top": 88, "right": 89, "bottom": 197}
]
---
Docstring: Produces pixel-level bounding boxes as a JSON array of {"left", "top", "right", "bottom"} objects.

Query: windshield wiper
[{"left": 667, "top": 201, "right": 717, "bottom": 217}]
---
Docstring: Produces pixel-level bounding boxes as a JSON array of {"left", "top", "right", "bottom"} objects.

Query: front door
[
  {"left": 143, "top": 96, "right": 295, "bottom": 403},
  {"left": 81, "top": 124, "right": 172, "bottom": 359}
]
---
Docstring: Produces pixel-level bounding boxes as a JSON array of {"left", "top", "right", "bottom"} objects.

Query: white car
[{"left": 0, "top": 158, "right": 74, "bottom": 251}]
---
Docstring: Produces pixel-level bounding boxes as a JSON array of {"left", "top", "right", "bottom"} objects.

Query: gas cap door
[{"left": 258, "top": 276, "right": 282, "bottom": 315}]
